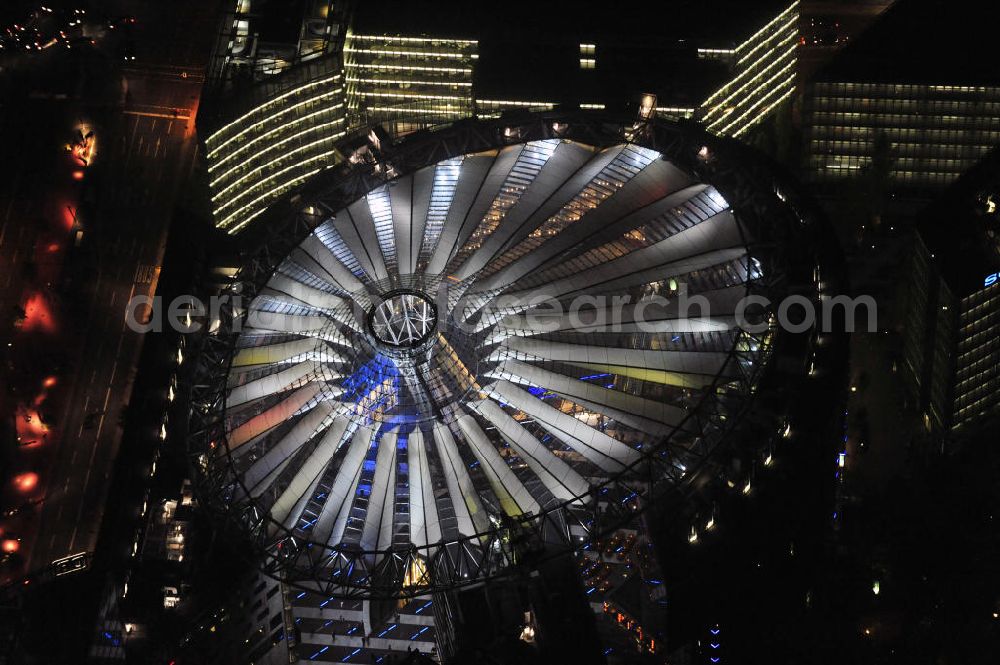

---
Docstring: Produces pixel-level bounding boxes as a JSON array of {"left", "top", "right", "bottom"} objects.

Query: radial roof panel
[{"left": 190, "top": 113, "right": 831, "bottom": 599}]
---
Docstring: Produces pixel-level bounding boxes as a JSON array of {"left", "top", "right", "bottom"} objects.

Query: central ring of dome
[{"left": 368, "top": 290, "right": 438, "bottom": 349}]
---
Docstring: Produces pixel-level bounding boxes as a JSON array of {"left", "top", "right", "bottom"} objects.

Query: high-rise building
[
  {"left": 953, "top": 283, "right": 1000, "bottom": 432},
  {"left": 696, "top": 1, "right": 800, "bottom": 137},
  {"left": 200, "top": 0, "right": 804, "bottom": 234},
  {"left": 204, "top": 57, "right": 349, "bottom": 234},
  {"left": 803, "top": 0, "right": 1000, "bottom": 191},
  {"left": 343, "top": 33, "right": 478, "bottom": 126},
  {"left": 207, "top": 0, "right": 350, "bottom": 85},
  {"left": 899, "top": 148, "right": 1000, "bottom": 439}
]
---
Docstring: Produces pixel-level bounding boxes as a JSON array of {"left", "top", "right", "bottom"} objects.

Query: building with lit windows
[
  {"left": 803, "top": 0, "right": 1000, "bottom": 190},
  {"left": 899, "top": 148, "right": 1000, "bottom": 441},
  {"left": 184, "top": 110, "right": 846, "bottom": 663},
  {"left": 343, "top": 33, "right": 478, "bottom": 127},
  {"left": 207, "top": 0, "right": 350, "bottom": 85},
  {"left": 953, "top": 283, "right": 1000, "bottom": 433},
  {"left": 696, "top": 0, "right": 799, "bottom": 137},
  {"left": 200, "top": 0, "right": 803, "bottom": 233},
  {"left": 203, "top": 57, "right": 349, "bottom": 234}
]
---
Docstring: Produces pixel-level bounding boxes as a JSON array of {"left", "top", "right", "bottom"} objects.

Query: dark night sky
[
  {"left": 351, "top": 0, "right": 790, "bottom": 105},
  {"left": 816, "top": 0, "right": 1000, "bottom": 86},
  {"left": 352, "top": 0, "right": 789, "bottom": 43}
]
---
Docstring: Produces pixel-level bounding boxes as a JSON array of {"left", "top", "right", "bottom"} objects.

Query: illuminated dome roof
[{"left": 190, "top": 114, "right": 824, "bottom": 598}]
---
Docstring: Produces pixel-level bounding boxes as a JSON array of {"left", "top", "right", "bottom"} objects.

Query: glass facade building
[
  {"left": 953, "top": 282, "right": 1000, "bottom": 432},
  {"left": 899, "top": 148, "right": 1000, "bottom": 440},
  {"left": 343, "top": 32, "right": 477, "bottom": 128},
  {"left": 204, "top": 57, "right": 348, "bottom": 234},
  {"left": 802, "top": 0, "right": 1000, "bottom": 191},
  {"left": 805, "top": 82, "right": 1000, "bottom": 188},
  {"left": 699, "top": 0, "right": 799, "bottom": 138}
]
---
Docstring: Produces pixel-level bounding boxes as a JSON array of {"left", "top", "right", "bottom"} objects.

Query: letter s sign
[{"left": 986, "top": 272, "right": 1000, "bottom": 287}]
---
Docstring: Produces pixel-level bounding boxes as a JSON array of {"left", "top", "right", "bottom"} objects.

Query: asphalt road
[
  {"left": 27, "top": 92, "right": 200, "bottom": 572},
  {"left": 5, "top": 0, "right": 221, "bottom": 579}
]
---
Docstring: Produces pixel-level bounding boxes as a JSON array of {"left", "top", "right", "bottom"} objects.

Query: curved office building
[{"left": 190, "top": 113, "right": 832, "bottom": 599}]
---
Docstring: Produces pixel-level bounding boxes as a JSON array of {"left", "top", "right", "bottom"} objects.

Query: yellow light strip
[
  {"left": 206, "top": 75, "right": 340, "bottom": 148},
  {"left": 475, "top": 99, "right": 556, "bottom": 107},
  {"left": 732, "top": 85, "right": 797, "bottom": 138},
  {"left": 346, "top": 76, "right": 472, "bottom": 87},
  {"left": 365, "top": 106, "right": 467, "bottom": 115},
  {"left": 344, "top": 47, "right": 471, "bottom": 59},
  {"left": 719, "top": 71, "right": 796, "bottom": 136},
  {"left": 227, "top": 207, "right": 268, "bottom": 234},
  {"left": 208, "top": 89, "right": 344, "bottom": 159},
  {"left": 345, "top": 62, "right": 472, "bottom": 74},
  {"left": 706, "top": 35, "right": 797, "bottom": 110},
  {"left": 349, "top": 34, "right": 477, "bottom": 45},
  {"left": 580, "top": 103, "right": 605, "bottom": 109},
  {"left": 736, "top": 0, "right": 798, "bottom": 59},
  {"left": 355, "top": 91, "right": 469, "bottom": 102},
  {"left": 736, "top": 15, "right": 796, "bottom": 67},
  {"left": 712, "top": 63, "right": 796, "bottom": 134}
]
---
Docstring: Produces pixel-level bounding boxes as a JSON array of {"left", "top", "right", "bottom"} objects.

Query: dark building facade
[{"left": 899, "top": 148, "right": 1000, "bottom": 440}]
